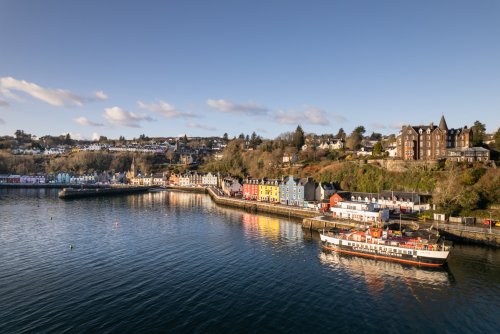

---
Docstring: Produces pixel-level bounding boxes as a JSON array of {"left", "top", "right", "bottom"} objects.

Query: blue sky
[{"left": 0, "top": 0, "right": 499, "bottom": 140}]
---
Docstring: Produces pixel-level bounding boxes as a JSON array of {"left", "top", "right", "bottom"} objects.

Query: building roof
[{"left": 439, "top": 115, "right": 448, "bottom": 131}]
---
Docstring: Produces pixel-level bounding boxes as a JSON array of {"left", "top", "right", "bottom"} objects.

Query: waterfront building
[
  {"left": 315, "top": 182, "right": 336, "bottom": 201},
  {"left": 179, "top": 174, "right": 191, "bottom": 187},
  {"left": 202, "top": 172, "right": 218, "bottom": 186},
  {"left": 330, "top": 200, "right": 389, "bottom": 223},
  {"left": 242, "top": 178, "right": 260, "bottom": 200},
  {"left": 20, "top": 175, "right": 46, "bottom": 184},
  {"left": 279, "top": 176, "right": 315, "bottom": 207},
  {"left": 329, "top": 193, "right": 344, "bottom": 208},
  {"left": 335, "top": 191, "right": 431, "bottom": 213},
  {"left": 258, "top": 179, "right": 280, "bottom": 203},
  {"left": 169, "top": 174, "right": 179, "bottom": 185},
  {"left": 222, "top": 177, "right": 242, "bottom": 197}
]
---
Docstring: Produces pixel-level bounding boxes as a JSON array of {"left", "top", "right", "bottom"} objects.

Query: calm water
[{"left": 0, "top": 189, "right": 499, "bottom": 333}]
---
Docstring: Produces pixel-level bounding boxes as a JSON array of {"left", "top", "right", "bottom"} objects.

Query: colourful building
[
  {"left": 242, "top": 178, "right": 260, "bottom": 200},
  {"left": 258, "top": 179, "right": 280, "bottom": 203}
]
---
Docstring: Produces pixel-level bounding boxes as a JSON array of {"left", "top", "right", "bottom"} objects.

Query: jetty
[{"left": 58, "top": 186, "right": 150, "bottom": 199}]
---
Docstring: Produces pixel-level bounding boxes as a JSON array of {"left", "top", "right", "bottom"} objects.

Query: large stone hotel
[{"left": 396, "top": 116, "right": 489, "bottom": 162}]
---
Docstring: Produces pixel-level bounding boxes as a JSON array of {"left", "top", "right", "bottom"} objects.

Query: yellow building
[{"left": 258, "top": 179, "right": 280, "bottom": 203}]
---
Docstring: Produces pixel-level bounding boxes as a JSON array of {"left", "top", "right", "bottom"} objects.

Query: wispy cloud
[
  {"left": 0, "top": 99, "right": 8, "bottom": 108},
  {"left": 137, "top": 100, "right": 197, "bottom": 118},
  {"left": 275, "top": 107, "right": 330, "bottom": 126},
  {"left": 332, "top": 114, "right": 348, "bottom": 123},
  {"left": 206, "top": 98, "right": 268, "bottom": 115},
  {"left": 256, "top": 128, "right": 268, "bottom": 134},
  {"left": 371, "top": 122, "right": 387, "bottom": 130},
  {"left": 389, "top": 122, "right": 404, "bottom": 130},
  {"left": 103, "top": 106, "right": 154, "bottom": 128},
  {"left": 186, "top": 122, "right": 217, "bottom": 131},
  {"left": 0, "top": 77, "right": 108, "bottom": 107},
  {"left": 74, "top": 116, "right": 104, "bottom": 127}
]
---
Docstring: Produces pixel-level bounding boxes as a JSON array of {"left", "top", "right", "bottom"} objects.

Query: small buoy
[
  {"left": 69, "top": 244, "right": 74, "bottom": 250},
  {"left": 50, "top": 217, "right": 53, "bottom": 220}
]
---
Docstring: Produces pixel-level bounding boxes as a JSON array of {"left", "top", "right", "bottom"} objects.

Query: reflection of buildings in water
[
  {"left": 122, "top": 190, "right": 212, "bottom": 210},
  {"left": 166, "top": 191, "right": 211, "bottom": 208},
  {"left": 242, "top": 213, "right": 302, "bottom": 241},
  {"left": 318, "top": 251, "right": 452, "bottom": 294}
]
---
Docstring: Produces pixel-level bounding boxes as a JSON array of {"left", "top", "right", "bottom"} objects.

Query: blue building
[{"left": 279, "top": 175, "right": 315, "bottom": 207}]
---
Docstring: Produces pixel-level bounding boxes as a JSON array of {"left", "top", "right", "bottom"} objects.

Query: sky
[{"left": 0, "top": 0, "right": 499, "bottom": 140}]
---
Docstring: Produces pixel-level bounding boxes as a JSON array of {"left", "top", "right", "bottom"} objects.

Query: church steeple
[{"left": 439, "top": 114, "right": 448, "bottom": 131}]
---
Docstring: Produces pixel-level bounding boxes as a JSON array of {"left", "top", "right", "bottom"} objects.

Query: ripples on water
[{"left": 0, "top": 189, "right": 499, "bottom": 333}]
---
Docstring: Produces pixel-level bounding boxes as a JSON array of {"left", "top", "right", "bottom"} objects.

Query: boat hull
[{"left": 321, "top": 234, "right": 449, "bottom": 267}]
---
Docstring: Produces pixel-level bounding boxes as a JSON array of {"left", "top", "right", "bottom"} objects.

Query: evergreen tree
[
  {"left": 471, "top": 120, "right": 486, "bottom": 146},
  {"left": 293, "top": 125, "right": 305, "bottom": 149},
  {"left": 336, "top": 128, "right": 346, "bottom": 139}
]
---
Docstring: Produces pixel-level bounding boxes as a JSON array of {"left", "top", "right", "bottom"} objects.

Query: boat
[{"left": 319, "top": 227, "right": 452, "bottom": 267}]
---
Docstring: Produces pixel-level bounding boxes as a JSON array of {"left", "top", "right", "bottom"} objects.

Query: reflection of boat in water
[
  {"left": 318, "top": 251, "right": 452, "bottom": 286},
  {"left": 320, "top": 227, "right": 452, "bottom": 267}
]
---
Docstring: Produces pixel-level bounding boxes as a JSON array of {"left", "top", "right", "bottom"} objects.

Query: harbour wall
[
  {"left": 206, "top": 187, "right": 317, "bottom": 219},
  {"left": 438, "top": 227, "right": 500, "bottom": 247},
  {"left": 58, "top": 186, "right": 150, "bottom": 199}
]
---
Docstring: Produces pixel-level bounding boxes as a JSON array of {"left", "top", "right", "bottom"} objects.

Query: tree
[
  {"left": 293, "top": 125, "right": 305, "bottom": 150},
  {"left": 494, "top": 128, "right": 500, "bottom": 151},
  {"left": 471, "top": 120, "right": 486, "bottom": 146},
  {"left": 369, "top": 132, "right": 382, "bottom": 141},
  {"left": 336, "top": 128, "right": 346, "bottom": 140},
  {"left": 346, "top": 131, "right": 363, "bottom": 150},
  {"left": 238, "top": 133, "right": 245, "bottom": 140},
  {"left": 354, "top": 126, "right": 366, "bottom": 135},
  {"left": 222, "top": 133, "right": 229, "bottom": 141},
  {"left": 373, "top": 141, "right": 383, "bottom": 156}
]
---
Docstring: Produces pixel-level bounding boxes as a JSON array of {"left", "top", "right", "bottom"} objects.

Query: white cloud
[
  {"left": 0, "top": 118, "right": 5, "bottom": 125},
  {"left": 94, "top": 91, "right": 108, "bottom": 100},
  {"left": 206, "top": 98, "right": 268, "bottom": 115},
  {"left": 0, "top": 99, "right": 8, "bottom": 108},
  {"left": 92, "top": 132, "right": 100, "bottom": 141},
  {"left": 74, "top": 116, "right": 104, "bottom": 127},
  {"left": 275, "top": 107, "right": 330, "bottom": 126},
  {"left": 0, "top": 76, "right": 107, "bottom": 107},
  {"left": 187, "top": 122, "right": 217, "bottom": 131},
  {"left": 103, "top": 106, "right": 154, "bottom": 128},
  {"left": 137, "top": 100, "right": 197, "bottom": 118}
]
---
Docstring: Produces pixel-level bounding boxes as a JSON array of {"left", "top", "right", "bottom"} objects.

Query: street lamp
[{"left": 489, "top": 211, "right": 492, "bottom": 234}]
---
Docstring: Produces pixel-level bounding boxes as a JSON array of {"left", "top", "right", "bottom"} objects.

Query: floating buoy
[{"left": 69, "top": 244, "right": 74, "bottom": 250}]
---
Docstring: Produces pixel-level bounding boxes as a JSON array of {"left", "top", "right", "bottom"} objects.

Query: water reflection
[
  {"left": 319, "top": 251, "right": 453, "bottom": 293},
  {"left": 242, "top": 213, "right": 302, "bottom": 243}
]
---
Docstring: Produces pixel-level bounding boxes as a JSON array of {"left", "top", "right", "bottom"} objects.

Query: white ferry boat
[{"left": 320, "top": 227, "right": 452, "bottom": 267}]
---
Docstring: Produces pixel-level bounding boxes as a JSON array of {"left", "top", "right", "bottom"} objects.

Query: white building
[
  {"left": 222, "top": 178, "right": 242, "bottom": 196},
  {"left": 20, "top": 175, "right": 46, "bottom": 184},
  {"left": 202, "top": 172, "right": 218, "bottom": 186},
  {"left": 315, "top": 182, "right": 336, "bottom": 201},
  {"left": 179, "top": 175, "right": 191, "bottom": 186},
  {"left": 331, "top": 200, "right": 389, "bottom": 223}
]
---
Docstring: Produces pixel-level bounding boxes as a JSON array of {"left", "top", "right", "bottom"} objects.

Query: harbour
[{"left": 0, "top": 188, "right": 498, "bottom": 333}]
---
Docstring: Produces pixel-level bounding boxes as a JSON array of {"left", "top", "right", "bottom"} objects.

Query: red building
[
  {"left": 242, "top": 178, "right": 260, "bottom": 200},
  {"left": 329, "top": 193, "right": 344, "bottom": 208}
]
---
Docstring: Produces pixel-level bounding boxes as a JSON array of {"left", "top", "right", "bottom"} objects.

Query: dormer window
[
  {"left": 426, "top": 129, "right": 431, "bottom": 134},
  {"left": 419, "top": 129, "right": 423, "bottom": 134}
]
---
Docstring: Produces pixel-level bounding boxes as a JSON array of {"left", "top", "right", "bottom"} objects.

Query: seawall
[
  {"left": 206, "top": 187, "right": 317, "bottom": 219},
  {"left": 58, "top": 186, "right": 150, "bottom": 199}
]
